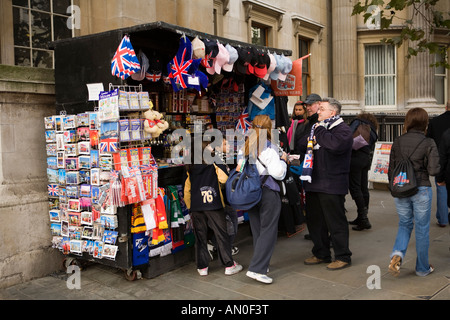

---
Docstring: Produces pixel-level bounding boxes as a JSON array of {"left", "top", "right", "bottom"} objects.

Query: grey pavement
[{"left": 1, "top": 185, "right": 450, "bottom": 303}]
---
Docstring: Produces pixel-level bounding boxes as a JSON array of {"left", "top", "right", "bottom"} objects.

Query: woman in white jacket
[{"left": 237, "top": 115, "right": 287, "bottom": 284}]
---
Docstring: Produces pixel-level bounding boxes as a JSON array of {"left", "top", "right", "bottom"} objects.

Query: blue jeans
[
  {"left": 435, "top": 180, "right": 449, "bottom": 225},
  {"left": 391, "top": 186, "right": 433, "bottom": 275}
]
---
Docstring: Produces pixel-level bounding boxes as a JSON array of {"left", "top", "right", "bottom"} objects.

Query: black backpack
[{"left": 389, "top": 138, "right": 426, "bottom": 198}]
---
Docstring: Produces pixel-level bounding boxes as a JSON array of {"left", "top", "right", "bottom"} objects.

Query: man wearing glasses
[{"left": 298, "top": 98, "right": 354, "bottom": 270}]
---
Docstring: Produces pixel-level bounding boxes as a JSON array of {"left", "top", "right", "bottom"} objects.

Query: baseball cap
[
  {"left": 208, "top": 42, "right": 230, "bottom": 75},
  {"left": 248, "top": 49, "right": 270, "bottom": 79},
  {"left": 222, "top": 44, "right": 238, "bottom": 72},
  {"left": 235, "top": 47, "right": 252, "bottom": 75},
  {"left": 263, "top": 53, "right": 276, "bottom": 80},
  {"left": 269, "top": 53, "right": 284, "bottom": 81},
  {"left": 201, "top": 39, "right": 219, "bottom": 69},
  {"left": 192, "top": 36, "right": 205, "bottom": 59},
  {"left": 304, "top": 93, "right": 322, "bottom": 105},
  {"left": 278, "top": 55, "right": 292, "bottom": 81}
]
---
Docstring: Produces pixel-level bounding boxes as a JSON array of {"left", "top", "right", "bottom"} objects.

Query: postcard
[
  {"left": 68, "top": 199, "right": 80, "bottom": 212},
  {"left": 49, "top": 209, "right": 60, "bottom": 223},
  {"left": 103, "top": 244, "right": 118, "bottom": 260},
  {"left": 81, "top": 212, "right": 93, "bottom": 226},
  {"left": 66, "top": 171, "right": 80, "bottom": 185},
  {"left": 79, "top": 170, "right": 90, "bottom": 184},
  {"left": 100, "top": 121, "right": 119, "bottom": 140},
  {"left": 66, "top": 185, "right": 79, "bottom": 199},
  {"left": 44, "top": 116, "right": 54, "bottom": 130},
  {"left": 61, "top": 220, "right": 69, "bottom": 237},
  {"left": 78, "top": 141, "right": 91, "bottom": 155},
  {"left": 82, "top": 226, "right": 93, "bottom": 239},
  {"left": 51, "top": 223, "right": 61, "bottom": 236},
  {"left": 45, "top": 130, "right": 56, "bottom": 143},
  {"left": 77, "top": 126, "right": 90, "bottom": 141},
  {"left": 90, "top": 168, "right": 100, "bottom": 186},
  {"left": 78, "top": 155, "right": 91, "bottom": 169},
  {"left": 90, "top": 149, "right": 99, "bottom": 168}
]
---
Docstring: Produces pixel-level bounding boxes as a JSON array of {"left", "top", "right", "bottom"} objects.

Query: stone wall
[{"left": 0, "top": 65, "right": 61, "bottom": 289}]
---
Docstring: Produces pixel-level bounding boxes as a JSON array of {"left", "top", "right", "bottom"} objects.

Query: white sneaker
[
  {"left": 246, "top": 271, "right": 273, "bottom": 284},
  {"left": 197, "top": 267, "right": 208, "bottom": 276},
  {"left": 224, "top": 261, "right": 243, "bottom": 275}
]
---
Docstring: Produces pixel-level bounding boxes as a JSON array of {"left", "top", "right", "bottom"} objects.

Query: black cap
[{"left": 304, "top": 93, "right": 322, "bottom": 105}]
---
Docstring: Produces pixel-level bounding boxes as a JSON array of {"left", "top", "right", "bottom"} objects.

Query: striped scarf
[{"left": 300, "top": 115, "right": 341, "bottom": 183}]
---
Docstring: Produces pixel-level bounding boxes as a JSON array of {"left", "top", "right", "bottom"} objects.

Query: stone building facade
[{"left": 0, "top": 0, "right": 448, "bottom": 287}]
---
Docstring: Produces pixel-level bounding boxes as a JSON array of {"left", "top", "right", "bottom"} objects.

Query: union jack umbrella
[
  {"left": 100, "top": 138, "right": 119, "bottom": 155},
  {"left": 167, "top": 36, "right": 193, "bottom": 92},
  {"left": 48, "top": 184, "right": 59, "bottom": 197},
  {"left": 111, "top": 35, "right": 141, "bottom": 80},
  {"left": 236, "top": 108, "right": 252, "bottom": 133}
]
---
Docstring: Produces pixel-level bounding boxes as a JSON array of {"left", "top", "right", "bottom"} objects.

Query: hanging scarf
[{"left": 300, "top": 115, "right": 341, "bottom": 183}]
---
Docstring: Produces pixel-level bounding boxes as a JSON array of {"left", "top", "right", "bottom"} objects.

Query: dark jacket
[
  {"left": 184, "top": 163, "right": 228, "bottom": 211},
  {"left": 426, "top": 111, "right": 450, "bottom": 148},
  {"left": 388, "top": 130, "right": 440, "bottom": 187},
  {"left": 437, "top": 128, "right": 450, "bottom": 184},
  {"left": 298, "top": 118, "right": 353, "bottom": 195},
  {"left": 293, "top": 112, "right": 319, "bottom": 156}
]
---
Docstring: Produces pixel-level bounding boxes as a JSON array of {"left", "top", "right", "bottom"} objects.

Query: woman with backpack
[
  {"left": 236, "top": 114, "right": 287, "bottom": 284},
  {"left": 388, "top": 107, "right": 440, "bottom": 277}
]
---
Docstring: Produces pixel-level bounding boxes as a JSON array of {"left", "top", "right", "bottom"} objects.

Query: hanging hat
[
  {"left": 235, "top": 47, "right": 252, "bottom": 75},
  {"left": 131, "top": 50, "right": 150, "bottom": 81},
  {"left": 145, "top": 55, "right": 162, "bottom": 82},
  {"left": 201, "top": 39, "right": 218, "bottom": 69},
  {"left": 223, "top": 44, "right": 238, "bottom": 72},
  {"left": 208, "top": 42, "right": 230, "bottom": 75},
  {"left": 192, "top": 36, "right": 205, "bottom": 59},
  {"left": 263, "top": 53, "right": 276, "bottom": 80},
  {"left": 269, "top": 53, "right": 284, "bottom": 81},
  {"left": 278, "top": 55, "right": 292, "bottom": 81},
  {"left": 248, "top": 49, "right": 270, "bottom": 79}
]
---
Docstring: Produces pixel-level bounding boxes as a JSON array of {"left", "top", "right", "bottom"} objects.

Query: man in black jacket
[
  {"left": 292, "top": 93, "right": 322, "bottom": 157},
  {"left": 426, "top": 100, "right": 450, "bottom": 227},
  {"left": 298, "top": 98, "right": 354, "bottom": 270}
]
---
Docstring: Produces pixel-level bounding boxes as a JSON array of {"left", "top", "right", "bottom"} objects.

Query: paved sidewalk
[{"left": 1, "top": 188, "right": 449, "bottom": 302}]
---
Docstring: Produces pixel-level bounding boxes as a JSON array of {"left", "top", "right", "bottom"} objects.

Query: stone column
[
  {"left": 331, "top": 0, "right": 360, "bottom": 112},
  {"left": 0, "top": 65, "right": 61, "bottom": 288},
  {"left": 406, "top": 5, "right": 439, "bottom": 113}
]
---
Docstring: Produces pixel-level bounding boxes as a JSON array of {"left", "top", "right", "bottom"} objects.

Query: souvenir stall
[{"left": 48, "top": 21, "right": 299, "bottom": 280}]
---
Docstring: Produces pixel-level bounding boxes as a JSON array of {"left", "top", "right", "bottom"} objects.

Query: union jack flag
[
  {"left": 201, "top": 51, "right": 214, "bottom": 68},
  {"left": 303, "top": 153, "right": 313, "bottom": 168},
  {"left": 145, "top": 72, "right": 161, "bottom": 82},
  {"left": 236, "top": 108, "right": 252, "bottom": 133},
  {"left": 168, "top": 36, "right": 193, "bottom": 92},
  {"left": 100, "top": 138, "right": 119, "bottom": 155},
  {"left": 111, "top": 35, "right": 141, "bottom": 80},
  {"left": 48, "top": 184, "right": 59, "bottom": 197}
]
